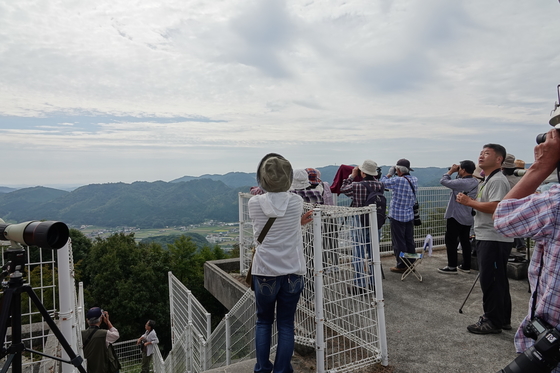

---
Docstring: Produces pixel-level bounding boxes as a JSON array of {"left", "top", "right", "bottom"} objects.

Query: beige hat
[
  {"left": 360, "top": 159, "right": 379, "bottom": 176},
  {"left": 256, "top": 153, "right": 293, "bottom": 192},
  {"left": 502, "top": 153, "right": 516, "bottom": 169},
  {"left": 514, "top": 159, "right": 525, "bottom": 169},
  {"left": 291, "top": 169, "right": 311, "bottom": 190},
  {"left": 473, "top": 166, "right": 485, "bottom": 180}
]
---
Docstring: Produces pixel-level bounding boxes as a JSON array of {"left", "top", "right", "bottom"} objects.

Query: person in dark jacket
[{"left": 81, "top": 307, "right": 120, "bottom": 373}]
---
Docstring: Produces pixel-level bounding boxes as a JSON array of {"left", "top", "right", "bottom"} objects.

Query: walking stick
[{"left": 459, "top": 272, "right": 480, "bottom": 314}]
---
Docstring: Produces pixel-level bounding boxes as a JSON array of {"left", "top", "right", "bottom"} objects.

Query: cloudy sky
[{"left": 1, "top": 0, "right": 559, "bottom": 187}]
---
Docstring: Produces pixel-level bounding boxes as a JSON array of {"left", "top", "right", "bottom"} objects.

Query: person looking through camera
[
  {"left": 137, "top": 319, "right": 159, "bottom": 373},
  {"left": 81, "top": 307, "right": 120, "bottom": 373},
  {"left": 494, "top": 128, "right": 560, "bottom": 372}
]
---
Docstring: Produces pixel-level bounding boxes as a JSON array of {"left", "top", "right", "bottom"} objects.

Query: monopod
[{"left": 459, "top": 272, "right": 480, "bottom": 314}]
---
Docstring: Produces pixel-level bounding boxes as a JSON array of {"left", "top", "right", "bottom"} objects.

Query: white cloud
[{"left": 0, "top": 0, "right": 558, "bottom": 185}]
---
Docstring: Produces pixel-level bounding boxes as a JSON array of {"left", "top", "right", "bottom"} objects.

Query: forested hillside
[{"left": 0, "top": 179, "right": 243, "bottom": 227}]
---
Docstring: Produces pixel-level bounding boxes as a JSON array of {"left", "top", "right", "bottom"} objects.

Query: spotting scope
[{"left": 0, "top": 219, "right": 69, "bottom": 250}]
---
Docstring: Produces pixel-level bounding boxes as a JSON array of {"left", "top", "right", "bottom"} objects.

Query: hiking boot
[
  {"left": 437, "top": 266, "right": 457, "bottom": 275},
  {"left": 390, "top": 267, "right": 406, "bottom": 273},
  {"left": 458, "top": 265, "right": 471, "bottom": 273},
  {"left": 467, "top": 317, "right": 501, "bottom": 334}
]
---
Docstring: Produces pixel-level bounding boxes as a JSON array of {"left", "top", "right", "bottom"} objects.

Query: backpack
[{"left": 360, "top": 181, "right": 387, "bottom": 229}]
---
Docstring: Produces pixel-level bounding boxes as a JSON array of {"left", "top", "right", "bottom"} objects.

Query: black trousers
[
  {"left": 477, "top": 240, "right": 513, "bottom": 328},
  {"left": 390, "top": 218, "right": 415, "bottom": 268},
  {"left": 444, "top": 218, "right": 472, "bottom": 269}
]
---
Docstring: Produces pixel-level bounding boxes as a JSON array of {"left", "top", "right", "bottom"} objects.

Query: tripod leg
[
  {"left": 0, "top": 286, "right": 15, "bottom": 350},
  {"left": 0, "top": 284, "right": 23, "bottom": 373},
  {"left": 23, "top": 285, "right": 87, "bottom": 373},
  {"left": 0, "top": 352, "right": 16, "bottom": 373},
  {"left": 526, "top": 237, "right": 531, "bottom": 293},
  {"left": 459, "top": 273, "right": 480, "bottom": 314}
]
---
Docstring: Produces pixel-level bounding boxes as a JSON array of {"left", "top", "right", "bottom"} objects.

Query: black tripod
[{"left": 0, "top": 247, "right": 87, "bottom": 373}]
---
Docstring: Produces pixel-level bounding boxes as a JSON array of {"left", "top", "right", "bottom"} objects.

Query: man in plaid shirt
[
  {"left": 340, "top": 160, "right": 384, "bottom": 290},
  {"left": 494, "top": 128, "right": 560, "bottom": 368},
  {"left": 380, "top": 158, "right": 418, "bottom": 273}
]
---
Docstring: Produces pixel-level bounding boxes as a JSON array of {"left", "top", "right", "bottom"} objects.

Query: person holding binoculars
[{"left": 438, "top": 160, "right": 478, "bottom": 275}]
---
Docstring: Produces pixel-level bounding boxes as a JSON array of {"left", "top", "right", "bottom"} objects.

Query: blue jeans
[
  {"left": 352, "top": 216, "right": 379, "bottom": 288},
  {"left": 253, "top": 274, "right": 304, "bottom": 373}
]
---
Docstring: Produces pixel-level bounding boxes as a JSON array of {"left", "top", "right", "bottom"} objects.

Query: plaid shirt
[
  {"left": 290, "top": 188, "right": 324, "bottom": 204},
  {"left": 380, "top": 175, "right": 418, "bottom": 222},
  {"left": 339, "top": 177, "right": 384, "bottom": 207},
  {"left": 494, "top": 185, "right": 560, "bottom": 363}
]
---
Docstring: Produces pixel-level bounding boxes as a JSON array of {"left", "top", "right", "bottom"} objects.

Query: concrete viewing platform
[{"left": 204, "top": 249, "right": 533, "bottom": 373}]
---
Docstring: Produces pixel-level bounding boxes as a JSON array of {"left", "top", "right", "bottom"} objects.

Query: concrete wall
[{"left": 204, "top": 258, "right": 247, "bottom": 310}]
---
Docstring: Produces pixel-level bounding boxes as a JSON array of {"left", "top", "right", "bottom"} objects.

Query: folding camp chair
[{"left": 399, "top": 234, "right": 433, "bottom": 282}]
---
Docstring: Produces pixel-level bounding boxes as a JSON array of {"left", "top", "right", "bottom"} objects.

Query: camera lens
[{"left": 536, "top": 133, "right": 547, "bottom": 144}]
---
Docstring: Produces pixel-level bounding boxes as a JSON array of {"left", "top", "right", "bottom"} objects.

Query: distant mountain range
[
  {"left": 0, "top": 165, "right": 449, "bottom": 227},
  {"left": 169, "top": 165, "right": 449, "bottom": 189},
  {"left": 0, "top": 180, "right": 242, "bottom": 228}
]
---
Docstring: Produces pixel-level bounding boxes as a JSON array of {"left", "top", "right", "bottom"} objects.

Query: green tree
[
  {"left": 167, "top": 235, "right": 200, "bottom": 287},
  {"left": 80, "top": 233, "right": 172, "bottom": 353},
  {"left": 229, "top": 243, "right": 240, "bottom": 258},
  {"left": 69, "top": 228, "right": 92, "bottom": 281},
  {"left": 167, "top": 237, "right": 228, "bottom": 327},
  {"left": 80, "top": 232, "right": 230, "bottom": 353}
]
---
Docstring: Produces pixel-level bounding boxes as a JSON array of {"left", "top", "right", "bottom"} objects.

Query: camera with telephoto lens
[
  {"left": 139, "top": 339, "right": 148, "bottom": 352},
  {"left": 497, "top": 317, "right": 560, "bottom": 373},
  {"left": 536, "top": 84, "right": 560, "bottom": 144},
  {"left": 461, "top": 191, "right": 477, "bottom": 216}
]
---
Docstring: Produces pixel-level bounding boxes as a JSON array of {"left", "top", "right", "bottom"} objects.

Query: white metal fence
[
  {"left": 241, "top": 188, "right": 450, "bottom": 276},
  {"left": 113, "top": 339, "right": 143, "bottom": 373},
  {"left": 241, "top": 195, "right": 389, "bottom": 371},
  {"left": 1, "top": 245, "right": 60, "bottom": 373}
]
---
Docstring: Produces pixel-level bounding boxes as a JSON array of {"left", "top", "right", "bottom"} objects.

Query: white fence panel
[{"left": 1, "top": 245, "right": 60, "bottom": 373}]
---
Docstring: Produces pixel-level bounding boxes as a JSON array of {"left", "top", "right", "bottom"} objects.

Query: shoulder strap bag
[
  {"left": 83, "top": 327, "right": 99, "bottom": 348},
  {"left": 245, "top": 217, "right": 276, "bottom": 290},
  {"left": 404, "top": 176, "right": 422, "bottom": 226}
]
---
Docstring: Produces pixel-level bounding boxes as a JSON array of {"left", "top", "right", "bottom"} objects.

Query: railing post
[
  {"left": 78, "top": 282, "right": 85, "bottom": 331},
  {"left": 201, "top": 338, "right": 207, "bottom": 372},
  {"left": 168, "top": 271, "right": 175, "bottom": 346},
  {"left": 184, "top": 323, "right": 191, "bottom": 372},
  {"left": 206, "top": 312, "right": 211, "bottom": 342},
  {"left": 57, "top": 239, "right": 76, "bottom": 373},
  {"left": 187, "top": 289, "right": 192, "bottom": 325},
  {"left": 369, "top": 206, "right": 388, "bottom": 366},
  {"left": 238, "top": 193, "right": 247, "bottom": 275},
  {"left": 225, "top": 313, "right": 231, "bottom": 365},
  {"left": 312, "top": 208, "right": 325, "bottom": 373}
]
